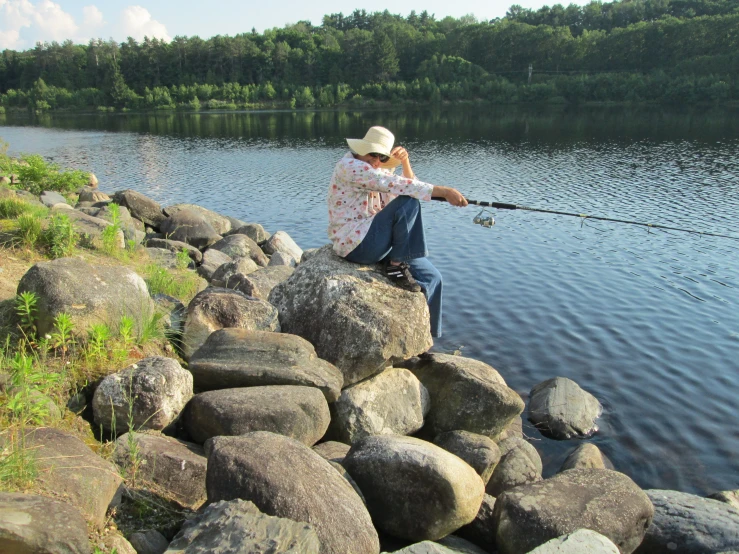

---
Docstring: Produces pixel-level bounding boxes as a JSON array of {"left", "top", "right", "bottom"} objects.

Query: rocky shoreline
[{"left": 1, "top": 178, "right": 738, "bottom": 554}]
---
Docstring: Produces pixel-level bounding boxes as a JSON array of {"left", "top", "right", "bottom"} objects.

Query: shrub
[
  {"left": 43, "top": 213, "right": 77, "bottom": 258},
  {"left": 0, "top": 197, "right": 46, "bottom": 220},
  {"left": 15, "top": 213, "right": 43, "bottom": 249}
]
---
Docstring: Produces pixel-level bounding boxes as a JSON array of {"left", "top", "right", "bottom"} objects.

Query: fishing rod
[{"left": 433, "top": 197, "right": 739, "bottom": 240}]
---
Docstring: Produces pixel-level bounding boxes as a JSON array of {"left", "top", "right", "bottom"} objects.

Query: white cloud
[
  {"left": 82, "top": 4, "right": 105, "bottom": 29},
  {"left": 31, "top": 0, "right": 78, "bottom": 41},
  {"left": 117, "top": 5, "right": 171, "bottom": 42}
]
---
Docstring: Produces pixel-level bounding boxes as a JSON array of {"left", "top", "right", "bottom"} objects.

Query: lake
[{"left": 1, "top": 106, "right": 738, "bottom": 495}]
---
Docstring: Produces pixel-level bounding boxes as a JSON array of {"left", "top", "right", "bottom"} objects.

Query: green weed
[
  {"left": 101, "top": 203, "right": 122, "bottom": 255},
  {"left": 144, "top": 264, "right": 200, "bottom": 301},
  {"left": 49, "top": 312, "right": 74, "bottom": 360},
  {"left": 15, "top": 213, "right": 43, "bottom": 249},
  {"left": 175, "top": 248, "right": 191, "bottom": 270},
  {"left": 86, "top": 323, "right": 111, "bottom": 363},
  {"left": 43, "top": 213, "right": 77, "bottom": 258},
  {"left": 0, "top": 197, "right": 46, "bottom": 220},
  {"left": 15, "top": 291, "right": 37, "bottom": 339},
  {"left": 137, "top": 311, "right": 165, "bottom": 345}
]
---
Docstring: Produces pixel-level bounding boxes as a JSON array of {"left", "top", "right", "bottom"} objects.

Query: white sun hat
[{"left": 346, "top": 126, "right": 401, "bottom": 168}]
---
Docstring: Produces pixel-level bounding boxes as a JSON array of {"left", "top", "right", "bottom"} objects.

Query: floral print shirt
[{"left": 327, "top": 152, "right": 434, "bottom": 257}]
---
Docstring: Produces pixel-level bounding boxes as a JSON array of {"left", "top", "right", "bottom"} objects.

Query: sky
[{"left": 0, "top": 0, "right": 594, "bottom": 51}]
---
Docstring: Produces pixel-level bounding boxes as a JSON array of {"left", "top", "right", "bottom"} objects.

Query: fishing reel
[{"left": 473, "top": 208, "right": 495, "bottom": 228}]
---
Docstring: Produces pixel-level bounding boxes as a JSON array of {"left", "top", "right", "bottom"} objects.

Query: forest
[{"left": 0, "top": 0, "right": 737, "bottom": 111}]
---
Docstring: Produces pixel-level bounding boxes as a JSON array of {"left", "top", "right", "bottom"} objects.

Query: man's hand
[
  {"left": 442, "top": 186, "right": 468, "bottom": 207},
  {"left": 391, "top": 146, "right": 409, "bottom": 163}
]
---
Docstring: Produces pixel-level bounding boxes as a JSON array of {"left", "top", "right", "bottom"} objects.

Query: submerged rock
[{"left": 528, "top": 377, "right": 602, "bottom": 439}]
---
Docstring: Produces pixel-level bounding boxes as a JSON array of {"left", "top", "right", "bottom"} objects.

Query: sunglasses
[{"left": 369, "top": 152, "right": 390, "bottom": 163}]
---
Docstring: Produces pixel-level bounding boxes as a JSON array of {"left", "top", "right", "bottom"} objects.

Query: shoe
[{"left": 384, "top": 261, "right": 422, "bottom": 292}]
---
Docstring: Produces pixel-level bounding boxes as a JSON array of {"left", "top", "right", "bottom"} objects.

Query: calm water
[{"left": 2, "top": 107, "right": 738, "bottom": 495}]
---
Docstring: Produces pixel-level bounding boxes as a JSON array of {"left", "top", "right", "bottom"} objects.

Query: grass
[
  {"left": 43, "top": 213, "right": 78, "bottom": 258},
  {"left": 144, "top": 263, "right": 201, "bottom": 302}
]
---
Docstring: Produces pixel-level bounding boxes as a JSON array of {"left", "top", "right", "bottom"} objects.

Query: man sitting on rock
[{"left": 327, "top": 125, "right": 468, "bottom": 338}]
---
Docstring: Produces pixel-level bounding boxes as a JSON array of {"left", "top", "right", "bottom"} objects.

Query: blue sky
[{"left": 0, "top": 0, "right": 593, "bottom": 50}]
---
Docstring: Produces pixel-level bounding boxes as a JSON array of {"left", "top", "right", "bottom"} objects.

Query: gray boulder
[
  {"left": 393, "top": 537, "right": 488, "bottom": 553},
  {"left": 50, "top": 205, "right": 125, "bottom": 249},
  {"left": 343, "top": 435, "right": 485, "bottom": 541},
  {"left": 113, "top": 189, "right": 166, "bottom": 228},
  {"left": 398, "top": 353, "right": 524, "bottom": 439},
  {"left": 23, "top": 427, "right": 123, "bottom": 529},
  {"left": 528, "top": 529, "right": 620, "bottom": 553},
  {"left": 268, "top": 251, "right": 298, "bottom": 267},
  {"left": 160, "top": 209, "right": 222, "bottom": 249},
  {"left": 78, "top": 188, "right": 110, "bottom": 203},
  {"left": 456, "top": 494, "right": 497, "bottom": 553},
  {"left": 92, "top": 356, "right": 193, "bottom": 433},
  {"left": 269, "top": 245, "right": 432, "bottom": 386},
  {"left": 709, "top": 489, "right": 739, "bottom": 510},
  {"left": 40, "top": 190, "right": 68, "bottom": 207},
  {"left": 228, "top": 222, "right": 270, "bottom": 243},
  {"left": 146, "top": 237, "right": 203, "bottom": 264},
  {"left": 0, "top": 492, "right": 91, "bottom": 554},
  {"left": 113, "top": 433, "right": 207, "bottom": 510},
  {"left": 188, "top": 328, "right": 343, "bottom": 402},
  {"left": 224, "top": 215, "right": 247, "bottom": 229},
  {"left": 263, "top": 230, "right": 303, "bottom": 261},
  {"left": 184, "top": 385, "right": 330, "bottom": 445},
  {"left": 528, "top": 377, "right": 602, "bottom": 439},
  {"left": 559, "top": 443, "right": 614, "bottom": 472},
  {"left": 207, "top": 432, "right": 380, "bottom": 554},
  {"left": 146, "top": 247, "right": 181, "bottom": 268},
  {"left": 329, "top": 367, "right": 429, "bottom": 444},
  {"left": 433, "top": 431, "right": 501, "bottom": 484},
  {"left": 129, "top": 530, "right": 169, "bottom": 554},
  {"left": 181, "top": 287, "right": 279, "bottom": 360},
  {"left": 486, "top": 436, "right": 543, "bottom": 496},
  {"left": 209, "top": 234, "right": 269, "bottom": 266},
  {"left": 104, "top": 533, "right": 137, "bottom": 554},
  {"left": 301, "top": 248, "right": 320, "bottom": 262},
  {"left": 164, "top": 203, "right": 232, "bottom": 235},
  {"left": 165, "top": 499, "right": 321, "bottom": 553},
  {"left": 223, "top": 265, "right": 294, "bottom": 300},
  {"left": 210, "top": 256, "right": 259, "bottom": 287},
  {"left": 313, "top": 441, "right": 351, "bottom": 463},
  {"left": 636, "top": 490, "right": 739, "bottom": 554},
  {"left": 197, "top": 249, "right": 232, "bottom": 281},
  {"left": 97, "top": 204, "right": 145, "bottom": 244},
  {"left": 493, "top": 469, "right": 654, "bottom": 554},
  {"left": 17, "top": 257, "right": 154, "bottom": 337}
]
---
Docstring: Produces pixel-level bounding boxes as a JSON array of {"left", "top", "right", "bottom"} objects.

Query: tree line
[{"left": 0, "top": 0, "right": 737, "bottom": 111}]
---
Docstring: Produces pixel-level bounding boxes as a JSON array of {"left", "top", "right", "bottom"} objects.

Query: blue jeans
[{"left": 344, "top": 196, "right": 443, "bottom": 338}]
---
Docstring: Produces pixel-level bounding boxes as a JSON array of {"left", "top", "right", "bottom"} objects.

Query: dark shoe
[{"left": 384, "top": 261, "right": 422, "bottom": 292}]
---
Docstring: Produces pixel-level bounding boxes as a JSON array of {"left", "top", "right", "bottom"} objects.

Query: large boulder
[
  {"left": 455, "top": 494, "right": 497, "bottom": 553},
  {"left": 221, "top": 265, "right": 294, "bottom": 300},
  {"left": 433, "top": 431, "right": 501, "bottom": 484},
  {"left": 181, "top": 288, "right": 279, "bottom": 360},
  {"left": 184, "top": 385, "right": 330, "bottom": 446},
  {"left": 709, "top": 489, "right": 739, "bottom": 510},
  {"left": 165, "top": 499, "right": 321, "bottom": 553},
  {"left": 50, "top": 206, "right": 125, "bottom": 249},
  {"left": 228, "top": 222, "right": 270, "bottom": 243},
  {"left": 636, "top": 489, "right": 739, "bottom": 554},
  {"left": 23, "top": 428, "right": 123, "bottom": 529},
  {"left": 328, "top": 367, "right": 429, "bottom": 444},
  {"left": 160, "top": 209, "right": 222, "bottom": 249},
  {"left": 129, "top": 530, "right": 169, "bottom": 554},
  {"left": 17, "top": 257, "right": 154, "bottom": 337},
  {"left": 164, "top": 203, "right": 232, "bottom": 235},
  {"left": 313, "top": 441, "right": 351, "bottom": 463},
  {"left": 343, "top": 435, "right": 485, "bottom": 541},
  {"left": 92, "top": 356, "right": 193, "bottom": 433},
  {"left": 528, "top": 377, "right": 602, "bottom": 439},
  {"left": 97, "top": 204, "right": 145, "bottom": 244},
  {"left": 559, "top": 443, "right": 614, "bottom": 472},
  {"left": 0, "top": 492, "right": 91, "bottom": 554},
  {"left": 113, "top": 189, "right": 166, "bottom": 228},
  {"left": 188, "top": 328, "right": 343, "bottom": 402},
  {"left": 209, "top": 234, "right": 269, "bottom": 267},
  {"left": 114, "top": 433, "right": 207, "bottom": 510},
  {"left": 197, "top": 248, "right": 233, "bottom": 281},
  {"left": 528, "top": 529, "right": 620, "bottom": 553},
  {"left": 486, "top": 436, "right": 542, "bottom": 496},
  {"left": 263, "top": 230, "right": 303, "bottom": 261},
  {"left": 392, "top": 537, "right": 488, "bottom": 553},
  {"left": 210, "top": 256, "right": 259, "bottom": 287},
  {"left": 398, "top": 353, "right": 524, "bottom": 439},
  {"left": 78, "top": 188, "right": 109, "bottom": 203},
  {"left": 40, "top": 190, "right": 68, "bottom": 207},
  {"left": 206, "top": 432, "right": 380, "bottom": 554},
  {"left": 269, "top": 245, "right": 433, "bottom": 386},
  {"left": 269, "top": 251, "right": 298, "bottom": 267},
  {"left": 493, "top": 469, "right": 654, "bottom": 554},
  {"left": 145, "top": 237, "right": 203, "bottom": 264}
]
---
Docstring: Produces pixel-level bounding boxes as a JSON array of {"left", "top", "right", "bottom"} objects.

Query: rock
[
  {"left": 393, "top": 537, "right": 488, "bottom": 553},
  {"left": 184, "top": 385, "right": 330, "bottom": 446},
  {"left": 164, "top": 203, "right": 231, "bottom": 235},
  {"left": 528, "top": 529, "right": 620, "bottom": 553},
  {"left": 328, "top": 461, "right": 367, "bottom": 505},
  {"left": 67, "top": 391, "right": 87, "bottom": 414},
  {"left": 433, "top": 431, "right": 501, "bottom": 484},
  {"left": 92, "top": 356, "right": 193, "bottom": 433},
  {"left": 223, "top": 265, "right": 294, "bottom": 300},
  {"left": 160, "top": 209, "right": 221, "bottom": 249},
  {"left": 113, "top": 189, "right": 166, "bottom": 228},
  {"left": 40, "top": 190, "right": 68, "bottom": 207},
  {"left": 50, "top": 206, "right": 124, "bottom": 249},
  {"left": 17, "top": 257, "right": 154, "bottom": 337},
  {"left": 268, "top": 251, "right": 298, "bottom": 267},
  {"left": 0, "top": 492, "right": 91, "bottom": 554},
  {"left": 113, "top": 433, "right": 207, "bottom": 509},
  {"left": 224, "top": 215, "right": 247, "bottom": 230},
  {"left": 75, "top": 205, "right": 101, "bottom": 216},
  {"left": 328, "top": 367, "right": 429, "bottom": 444},
  {"left": 263, "top": 230, "right": 303, "bottom": 261},
  {"left": 493, "top": 469, "right": 654, "bottom": 554},
  {"left": 104, "top": 533, "right": 137, "bottom": 554},
  {"left": 88, "top": 173, "right": 99, "bottom": 187},
  {"left": 0, "top": 176, "right": 11, "bottom": 186},
  {"left": 269, "top": 245, "right": 432, "bottom": 386},
  {"left": 343, "top": 435, "right": 485, "bottom": 541},
  {"left": 207, "top": 432, "right": 380, "bottom": 554},
  {"left": 23, "top": 427, "right": 123, "bottom": 528},
  {"left": 559, "top": 443, "right": 614, "bottom": 472},
  {"left": 494, "top": 416, "right": 523, "bottom": 441},
  {"left": 146, "top": 238, "right": 203, "bottom": 263},
  {"left": 97, "top": 204, "right": 145, "bottom": 244},
  {"left": 456, "top": 494, "right": 497, "bottom": 553},
  {"left": 228, "top": 222, "right": 270, "bottom": 243},
  {"left": 78, "top": 189, "right": 110, "bottom": 203},
  {"left": 181, "top": 288, "right": 280, "bottom": 360},
  {"left": 209, "top": 234, "right": 269, "bottom": 266},
  {"left": 197, "top": 249, "right": 232, "bottom": 281},
  {"left": 210, "top": 256, "right": 259, "bottom": 287},
  {"left": 636, "top": 489, "right": 739, "bottom": 554},
  {"left": 165, "top": 499, "right": 321, "bottom": 553},
  {"left": 313, "top": 441, "right": 351, "bottom": 463},
  {"left": 146, "top": 247, "right": 181, "bottom": 269},
  {"left": 709, "top": 489, "right": 739, "bottom": 510},
  {"left": 153, "top": 293, "right": 186, "bottom": 342},
  {"left": 301, "top": 248, "right": 320, "bottom": 262},
  {"left": 528, "top": 377, "right": 602, "bottom": 439},
  {"left": 188, "top": 328, "right": 343, "bottom": 402},
  {"left": 486, "top": 436, "right": 543, "bottom": 496},
  {"left": 398, "top": 353, "right": 524, "bottom": 439},
  {"left": 129, "top": 530, "right": 169, "bottom": 554}
]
